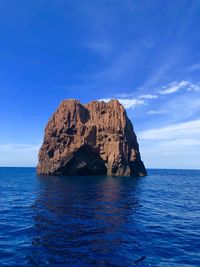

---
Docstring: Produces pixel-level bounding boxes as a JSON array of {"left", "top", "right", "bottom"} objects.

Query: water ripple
[{"left": 0, "top": 168, "right": 200, "bottom": 266}]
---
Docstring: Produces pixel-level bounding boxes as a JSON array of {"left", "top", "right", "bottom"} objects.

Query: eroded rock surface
[{"left": 37, "top": 99, "right": 147, "bottom": 177}]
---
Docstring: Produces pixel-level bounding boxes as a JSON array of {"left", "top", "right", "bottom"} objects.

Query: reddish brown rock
[{"left": 37, "top": 99, "right": 147, "bottom": 177}]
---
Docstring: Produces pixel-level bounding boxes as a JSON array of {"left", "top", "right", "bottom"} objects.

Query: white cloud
[
  {"left": 99, "top": 98, "right": 145, "bottom": 109},
  {"left": 138, "top": 119, "right": 200, "bottom": 169},
  {"left": 138, "top": 119, "right": 200, "bottom": 141},
  {"left": 146, "top": 110, "right": 167, "bottom": 115},
  {"left": 187, "top": 63, "right": 200, "bottom": 72},
  {"left": 140, "top": 140, "right": 200, "bottom": 169},
  {"left": 159, "top": 80, "right": 200, "bottom": 95},
  {"left": 101, "top": 80, "right": 200, "bottom": 114},
  {"left": 99, "top": 93, "right": 158, "bottom": 110},
  {"left": 139, "top": 94, "right": 158, "bottom": 99},
  {"left": 0, "top": 143, "right": 40, "bottom": 167},
  {"left": 187, "top": 83, "right": 200, "bottom": 92},
  {"left": 118, "top": 99, "right": 145, "bottom": 109}
]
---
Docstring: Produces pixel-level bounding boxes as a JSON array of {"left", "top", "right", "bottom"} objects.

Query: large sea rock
[{"left": 37, "top": 99, "right": 147, "bottom": 177}]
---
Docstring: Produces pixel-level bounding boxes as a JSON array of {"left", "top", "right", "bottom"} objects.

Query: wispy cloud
[
  {"left": 115, "top": 92, "right": 158, "bottom": 99},
  {"left": 187, "top": 63, "right": 200, "bottom": 72},
  {"left": 100, "top": 80, "right": 200, "bottom": 112},
  {"left": 93, "top": 45, "right": 143, "bottom": 83},
  {"left": 85, "top": 41, "right": 112, "bottom": 57},
  {"left": 139, "top": 94, "right": 158, "bottom": 99},
  {"left": 99, "top": 98, "right": 145, "bottom": 109},
  {"left": 138, "top": 119, "right": 200, "bottom": 169},
  {"left": 138, "top": 119, "right": 200, "bottom": 141},
  {"left": 146, "top": 110, "right": 167, "bottom": 115},
  {"left": 159, "top": 80, "right": 200, "bottom": 95}
]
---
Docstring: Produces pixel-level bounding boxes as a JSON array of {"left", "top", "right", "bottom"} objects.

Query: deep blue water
[{"left": 0, "top": 168, "right": 200, "bottom": 266}]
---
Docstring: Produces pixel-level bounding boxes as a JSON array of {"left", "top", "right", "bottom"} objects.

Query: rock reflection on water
[{"left": 28, "top": 176, "right": 146, "bottom": 266}]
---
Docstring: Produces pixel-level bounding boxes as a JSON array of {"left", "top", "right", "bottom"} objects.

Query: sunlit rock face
[{"left": 37, "top": 99, "right": 147, "bottom": 177}]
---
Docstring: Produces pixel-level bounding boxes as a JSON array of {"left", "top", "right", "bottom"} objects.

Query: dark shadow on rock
[{"left": 58, "top": 145, "right": 107, "bottom": 176}]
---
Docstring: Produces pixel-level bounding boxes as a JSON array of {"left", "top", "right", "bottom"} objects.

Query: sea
[{"left": 0, "top": 167, "right": 199, "bottom": 266}]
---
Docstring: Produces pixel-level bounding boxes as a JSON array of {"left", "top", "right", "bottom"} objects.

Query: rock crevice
[{"left": 37, "top": 99, "right": 147, "bottom": 177}]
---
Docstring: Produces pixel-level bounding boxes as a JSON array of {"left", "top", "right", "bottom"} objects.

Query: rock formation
[{"left": 37, "top": 99, "right": 147, "bottom": 177}]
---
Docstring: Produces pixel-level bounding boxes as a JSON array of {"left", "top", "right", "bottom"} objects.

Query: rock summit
[{"left": 37, "top": 99, "right": 147, "bottom": 177}]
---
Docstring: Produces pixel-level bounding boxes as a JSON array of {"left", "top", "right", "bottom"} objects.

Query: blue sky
[{"left": 0, "top": 0, "right": 200, "bottom": 169}]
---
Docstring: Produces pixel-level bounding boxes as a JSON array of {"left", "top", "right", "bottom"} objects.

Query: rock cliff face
[{"left": 37, "top": 99, "right": 147, "bottom": 177}]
